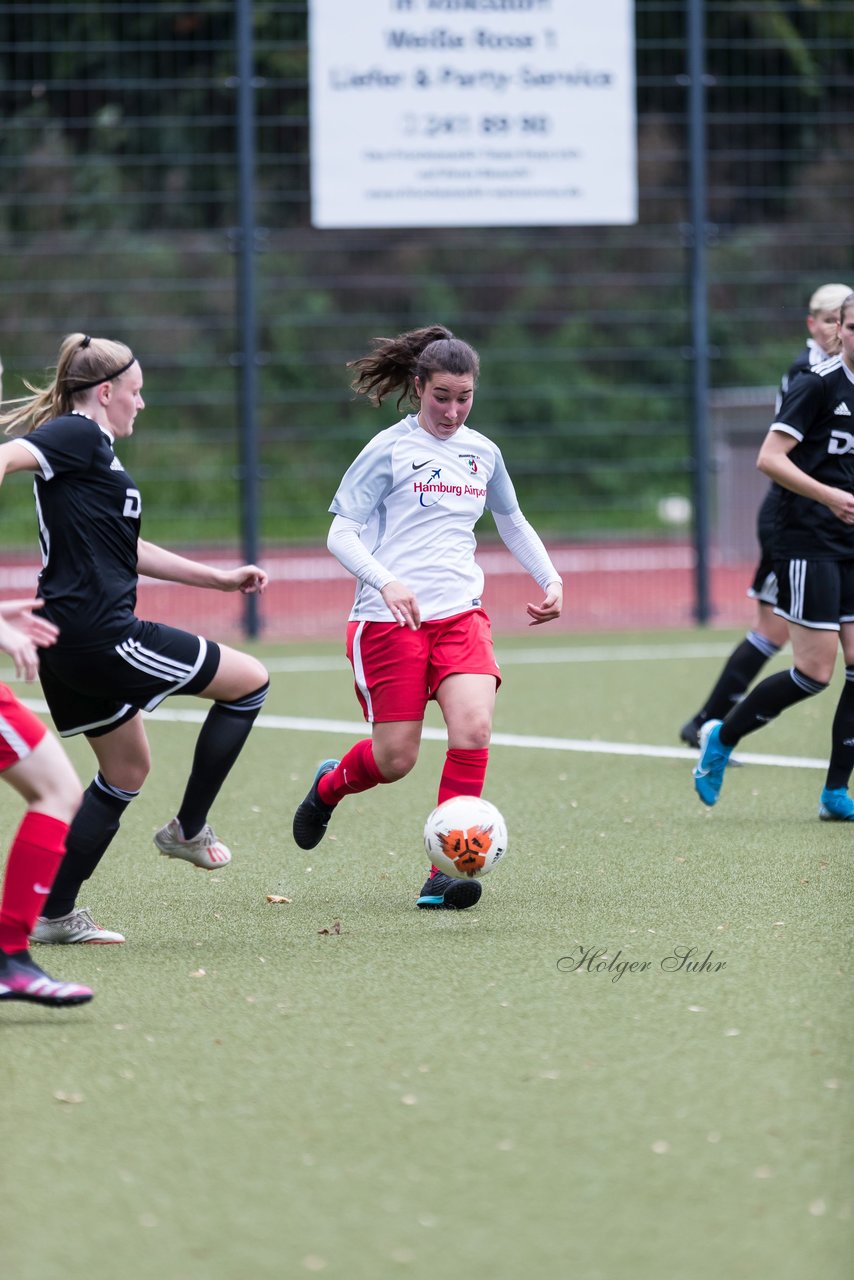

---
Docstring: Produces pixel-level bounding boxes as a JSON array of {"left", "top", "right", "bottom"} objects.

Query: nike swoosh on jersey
[{"left": 411, "top": 459, "right": 434, "bottom": 470}]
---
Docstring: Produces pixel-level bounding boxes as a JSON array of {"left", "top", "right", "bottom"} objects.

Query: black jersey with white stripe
[
  {"left": 759, "top": 344, "right": 827, "bottom": 546},
  {"left": 771, "top": 358, "right": 854, "bottom": 558},
  {"left": 18, "top": 412, "right": 141, "bottom": 649}
]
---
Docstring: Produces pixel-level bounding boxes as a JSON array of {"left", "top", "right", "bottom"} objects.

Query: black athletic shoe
[
  {"left": 416, "top": 871, "right": 483, "bottom": 910},
  {"left": 679, "top": 718, "right": 702, "bottom": 749},
  {"left": 292, "top": 759, "right": 339, "bottom": 850},
  {"left": 0, "top": 948, "right": 93, "bottom": 1007}
]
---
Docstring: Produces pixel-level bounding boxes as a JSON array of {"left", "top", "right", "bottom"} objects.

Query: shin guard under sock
[
  {"left": 42, "top": 775, "right": 138, "bottom": 919},
  {"left": 177, "top": 682, "right": 269, "bottom": 838},
  {"left": 319, "top": 739, "right": 389, "bottom": 806},
  {"left": 826, "top": 667, "right": 854, "bottom": 792},
  {"left": 437, "top": 747, "right": 489, "bottom": 805},
  {"left": 699, "top": 631, "right": 781, "bottom": 723},
  {"left": 0, "top": 812, "right": 68, "bottom": 953},
  {"left": 720, "top": 667, "right": 827, "bottom": 748}
]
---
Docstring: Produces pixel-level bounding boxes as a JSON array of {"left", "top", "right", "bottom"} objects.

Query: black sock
[
  {"left": 825, "top": 668, "right": 854, "bottom": 791},
  {"left": 698, "top": 631, "right": 781, "bottom": 723},
  {"left": 176, "top": 682, "right": 269, "bottom": 838},
  {"left": 719, "top": 667, "right": 827, "bottom": 748},
  {"left": 42, "top": 774, "right": 139, "bottom": 918}
]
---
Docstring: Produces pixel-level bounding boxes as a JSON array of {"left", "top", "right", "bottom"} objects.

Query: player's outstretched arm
[{"left": 137, "top": 539, "right": 267, "bottom": 593}]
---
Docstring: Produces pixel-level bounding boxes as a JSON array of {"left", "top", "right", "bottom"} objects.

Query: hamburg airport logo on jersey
[{"left": 412, "top": 465, "right": 488, "bottom": 507}]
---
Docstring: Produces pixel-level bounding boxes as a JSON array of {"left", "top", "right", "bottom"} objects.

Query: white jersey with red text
[{"left": 329, "top": 414, "right": 549, "bottom": 622}]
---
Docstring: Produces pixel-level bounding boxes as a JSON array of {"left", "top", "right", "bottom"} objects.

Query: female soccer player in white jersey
[
  {"left": 0, "top": 334, "right": 269, "bottom": 944},
  {"left": 694, "top": 291, "right": 854, "bottom": 818},
  {"left": 292, "top": 325, "right": 563, "bottom": 909}
]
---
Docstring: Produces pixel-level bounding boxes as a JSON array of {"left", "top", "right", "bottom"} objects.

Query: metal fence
[{"left": 1, "top": 2, "right": 853, "bottom": 637}]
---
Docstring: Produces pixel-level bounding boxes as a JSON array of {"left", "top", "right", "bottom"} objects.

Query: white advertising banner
[{"left": 309, "top": 0, "right": 637, "bottom": 229}]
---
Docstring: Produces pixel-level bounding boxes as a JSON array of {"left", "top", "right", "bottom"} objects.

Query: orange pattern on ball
[{"left": 438, "top": 824, "right": 494, "bottom": 876}]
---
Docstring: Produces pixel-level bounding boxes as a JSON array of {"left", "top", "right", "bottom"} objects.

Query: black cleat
[
  {"left": 292, "top": 759, "right": 339, "bottom": 850},
  {"left": 416, "top": 871, "right": 483, "bottom": 910},
  {"left": 0, "top": 948, "right": 93, "bottom": 1007},
  {"left": 679, "top": 718, "right": 702, "bottom": 749}
]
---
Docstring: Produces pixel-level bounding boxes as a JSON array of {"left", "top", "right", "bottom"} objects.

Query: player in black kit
[
  {"left": 693, "top": 292, "right": 854, "bottom": 818},
  {"left": 0, "top": 334, "right": 269, "bottom": 943},
  {"left": 679, "top": 282, "right": 851, "bottom": 748}
]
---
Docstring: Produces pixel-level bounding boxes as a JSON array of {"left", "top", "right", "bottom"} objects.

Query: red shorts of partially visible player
[
  {"left": 346, "top": 607, "right": 502, "bottom": 723},
  {"left": 0, "top": 683, "right": 47, "bottom": 772}
]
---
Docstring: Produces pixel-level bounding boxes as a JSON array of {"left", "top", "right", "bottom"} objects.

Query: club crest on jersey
[{"left": 458, "top": 453, "right": 480, "bottom": 475}]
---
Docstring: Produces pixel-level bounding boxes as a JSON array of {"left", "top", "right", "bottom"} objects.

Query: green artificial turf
[{"left": 2, "top": 630, "right": 851, "bottom": 1280}]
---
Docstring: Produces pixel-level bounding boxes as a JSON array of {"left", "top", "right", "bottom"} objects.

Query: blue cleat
[
  {"left": 292, "top": 759, "right": 339, "bottom": 849},
  {"left": 692, "top": 720, "right": 733, "bottom": 807},
  {"left": 818, "top": 787, "right": 854, "bottom": 822}
]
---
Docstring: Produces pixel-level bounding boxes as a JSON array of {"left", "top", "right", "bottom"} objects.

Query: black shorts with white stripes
[
  {"left": 747, "top": 552, "right": 778, "bottom": 605},
  {"left": 774, "top": 557, "right": 854, "bottom": 631},
  {"left": 747, "top": 487, "right": 780, "bottom": 605},
  {"left": 38, "top": 619, "right": 221, "bottom": 737}
]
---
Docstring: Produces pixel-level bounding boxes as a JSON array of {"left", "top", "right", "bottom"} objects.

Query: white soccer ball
[{"left": 423, "top": 795, "right": 508, "bottom": 880}]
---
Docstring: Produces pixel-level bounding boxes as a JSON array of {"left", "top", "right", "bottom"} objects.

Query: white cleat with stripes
[{"left": 153, "top": 818, "right": 232, "bottom": 870}]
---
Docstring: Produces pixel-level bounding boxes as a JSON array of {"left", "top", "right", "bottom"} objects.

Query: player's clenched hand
[
  {"left": 381, "top": 580, "right": 421, "bottom": 630},
  {"left": 526, "top": 581, "right": 563, "bottom": 626},
  {"left": 220, "top": 566, "right": 268, "bottom": 594},
  {"left": 825, "top": 488, "right": 854, "bottom": 525}
]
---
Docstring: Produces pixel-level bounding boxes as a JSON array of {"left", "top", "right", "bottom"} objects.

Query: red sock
[
  {"left": 318, "top": 739, "right": 389, "bottom": 806},
  {"left": 430, "top": 748, "right": 490, "bottom": 877},
  {"left": 0, "top": 811, "right": 68, "bottom": 954},
  {"left": 437, "top": 747, "right": 489, "bottom": 805}
]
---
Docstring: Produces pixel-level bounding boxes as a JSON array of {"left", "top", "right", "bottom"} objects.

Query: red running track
[{"left": 0, "top": 541, "right": 758, "bottom": 642}]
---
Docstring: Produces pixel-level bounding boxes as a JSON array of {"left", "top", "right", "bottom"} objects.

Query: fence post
[
  {"left": 235, "top": 0, "right": 261, "bottom": 638},
  {"left": 687, "top": 0, "right": 712, "bottom": 625}
]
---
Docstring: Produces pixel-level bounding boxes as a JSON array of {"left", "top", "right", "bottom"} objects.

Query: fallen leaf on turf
[
  {"left": 318, "top": 921, "right": 342, "bottom": 935},
  {"left": 190, "top": 968, "right": 206, "bottom": 977},
  {"left": 266, "top": 895, "right": 292, "bottom": 904},
  {"left": 54, "top": 1092, "right": 84, "bottom": 1104}
]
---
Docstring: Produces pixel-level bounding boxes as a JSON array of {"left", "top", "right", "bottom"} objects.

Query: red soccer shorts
[
  {"left": 0, "top": 683, "right": 47, "bottom": 772},
  {"left": 346, "top": 608, "right": 502, "bottom": 723}
]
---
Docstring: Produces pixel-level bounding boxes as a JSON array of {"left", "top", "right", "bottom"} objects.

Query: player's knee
[
  {"left": 36, "top": 776, "right": 83, "bottom": 827},
  {"left": 217, "top": 678, "right": 270, "bottom": 716},
  {"left": 245, "top": 658, "right": 269, "bottom": 689},
  {"left": 376, "top": 744, "right": 419, "bottom": 782},
  {"left": 791, "top": 666, "right": 831, "bottom": 695},
  {"left": 457, "top": 716, "right": 492, "bottom": 750}
]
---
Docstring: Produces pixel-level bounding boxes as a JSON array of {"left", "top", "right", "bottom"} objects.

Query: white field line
[
  {"left": 16, "top": 698, "right": 826, "bottom": 772},
  {"left": 0, "top": 641, "right": 755, "bottom": 684},
  {"left": 258, "top": 642, "right": 749, "bottom": 674}
]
